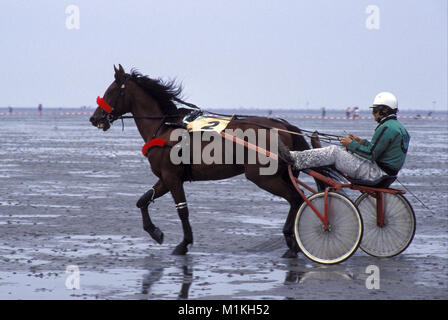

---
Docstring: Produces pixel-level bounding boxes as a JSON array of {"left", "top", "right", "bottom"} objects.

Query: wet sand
[{"left": 0, "top": 110, "right": 447, "bottom": 299}]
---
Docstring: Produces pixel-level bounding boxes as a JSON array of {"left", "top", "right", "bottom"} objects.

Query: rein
[
  {"left": 171, "top": 106, "right": 344, "bottom": 144},
  {"left": 225, "top": 118, "right": 343, "bottom": 144}
]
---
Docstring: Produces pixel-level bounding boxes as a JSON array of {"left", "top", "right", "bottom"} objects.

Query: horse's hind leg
[
  {"left": 162, "top": 175, "right": 193, "bottom": 255},
  {"left": 281, "top": 200, "right": 301, "bottom": 258},
  {"left": 137, "top": 179, "right": 169, "bottom": 244},
  {"left": 245, "top": 167, "right": 302, "bottom": 258}
]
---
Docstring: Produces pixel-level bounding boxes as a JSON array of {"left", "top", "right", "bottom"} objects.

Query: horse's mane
[{"left": 129, "top": 69, "right": 183, "bottom": 115}]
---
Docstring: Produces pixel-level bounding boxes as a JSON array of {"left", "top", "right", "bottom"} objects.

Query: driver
[{"left": 290, "top": 92, "right": 410, "bottom": 181}]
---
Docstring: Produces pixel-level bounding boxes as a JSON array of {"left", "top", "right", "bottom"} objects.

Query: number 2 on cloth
[{"left": 201, "top": 121, "right": 220, "bottom": 130}]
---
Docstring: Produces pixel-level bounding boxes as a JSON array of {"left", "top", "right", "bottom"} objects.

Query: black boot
[{"left": 311, "top": 131, "right": 322, "bottom": 149}]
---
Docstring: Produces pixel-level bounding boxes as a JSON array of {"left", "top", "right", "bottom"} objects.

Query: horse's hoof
[
  {"left": 149, "top": 227, "right": 164, "bottom": 245},
  {"left": 281, "top": 249, "right": 298, "bottom": 259}
]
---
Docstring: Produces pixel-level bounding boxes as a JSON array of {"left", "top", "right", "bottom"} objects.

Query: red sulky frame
[{"left": 287, "top": 165, "right": 406, "bottom": 229}]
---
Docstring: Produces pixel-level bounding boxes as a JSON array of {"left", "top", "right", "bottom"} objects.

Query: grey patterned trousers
[{"left": 290, "top": 145, "right": 386, "bottom": 181}]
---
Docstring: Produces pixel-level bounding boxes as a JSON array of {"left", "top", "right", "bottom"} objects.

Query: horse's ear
[{"left": 114, "top": 64, "right": 125, "bottom": 82}]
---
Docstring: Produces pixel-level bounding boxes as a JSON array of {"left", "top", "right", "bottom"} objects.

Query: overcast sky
[{"left": 0, "top": 0, "right": 446, "bottom": 110}]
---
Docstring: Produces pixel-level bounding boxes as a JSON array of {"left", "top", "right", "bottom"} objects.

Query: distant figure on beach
[
  {"left": 267, "top": 110, "right": 272, "bottom": 116},
  {"left": 321, "top": 107, "right": 326, "bottom": 118},
  {"left": 8, "top": 106, "right": 13, "bottom": 114},
  {"left": 352, "top": 106, "right": 359, "bottom": 119},
  {"left": 38, "top": 104, "right": 43, "bottom": 116},
  {"left": 345, "top": 107, "right": 351, "bottom": 119},
  {"left": 427, "top": 111, "right": 433, "bottom": 117}
]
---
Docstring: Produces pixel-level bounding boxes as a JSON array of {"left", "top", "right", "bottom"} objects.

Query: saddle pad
[{"left": 184, "top": 115, "right": 232, "bottom": 133}]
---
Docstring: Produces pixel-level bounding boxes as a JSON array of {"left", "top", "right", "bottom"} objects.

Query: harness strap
[{"left": 142, "top": 138, "right": 167, "bottom": 157}]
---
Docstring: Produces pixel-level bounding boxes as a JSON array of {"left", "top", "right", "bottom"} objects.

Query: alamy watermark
[
  {"left": 365, "top": 5, "right": 380, "bottom": 30},
  {"left": 365, "top": 265, "right": 380, "bottom": 289},
  {"left": 65, "top": 265, "right": 80, "bottom": 290},
  {"left": 65, "top": 5, "right": 80, "bottom": 30},
  {"left": 169, "top": 128, "right": 280, "bottom": 176}
]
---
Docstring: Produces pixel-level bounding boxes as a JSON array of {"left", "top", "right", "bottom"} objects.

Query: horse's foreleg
[
  {"left": 168, "top": 183, "right": 193, "bottom": 256},
  {"left": 140, "top": 207, "right": 164, "bottom": 244},
  {"left": 137, "top": 188, "right": 156, "bottom": 209},
  {"left": 138, "top": 179, "right": 169, "bottom": 244}
]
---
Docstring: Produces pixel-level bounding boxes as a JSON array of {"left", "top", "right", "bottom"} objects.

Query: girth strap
[{"left": 142, "top": 138, "right": 167, "bottom": 157}]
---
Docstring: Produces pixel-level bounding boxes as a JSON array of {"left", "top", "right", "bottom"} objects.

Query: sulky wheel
[
  {"left": 294, "top": 192, "right": 363, "bottom": 265},
  {"left": 355, "top": 192, "right": 416, "bottom": 257}
]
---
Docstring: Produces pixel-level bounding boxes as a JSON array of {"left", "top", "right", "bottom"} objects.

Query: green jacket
[{"left": 347, "top": 115, "right": 410, "bottom": 176}]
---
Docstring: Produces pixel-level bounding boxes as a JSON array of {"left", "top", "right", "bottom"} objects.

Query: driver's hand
[
  {"left": 347, "top": 133, "right": 362, "bottom": 143},
  {"left": 340, "top": 137, "right": 352, "bottom": 147}
]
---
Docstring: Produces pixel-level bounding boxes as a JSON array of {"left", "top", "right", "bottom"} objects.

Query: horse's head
[{"left": 90, "top": 64, "right": 133, "bottom": 131}]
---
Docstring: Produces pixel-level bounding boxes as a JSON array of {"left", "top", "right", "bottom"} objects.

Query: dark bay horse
[{"left": 90, "top": 65, "right": 314, "bottom": 258}]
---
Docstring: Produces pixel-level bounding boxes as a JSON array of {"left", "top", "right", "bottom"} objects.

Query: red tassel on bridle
[{"left": 96, "top": 96, "right": 113, "bottom": 114}]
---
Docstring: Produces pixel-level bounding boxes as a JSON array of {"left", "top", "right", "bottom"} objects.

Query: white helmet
[{"left": 372, "top": 92, "right": 398, "bottom": 110}]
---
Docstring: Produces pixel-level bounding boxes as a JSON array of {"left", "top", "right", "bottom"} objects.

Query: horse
[{"left": 89, "top": 64, "right": 316, "bottom": 258}]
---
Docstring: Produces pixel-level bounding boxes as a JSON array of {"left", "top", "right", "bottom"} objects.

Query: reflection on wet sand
[
  {"left": 178, "top": 263, "right": 193, "bottom": 299},
  {"left": 141, "top": 267, "right": 164, "bottom": 295},
  {"left": 141, "top": 256, "right": 194, "bottom": 299},
  {"left": 139, "top": 254, "right": 357, "bottom": 300},
  {"left": 284, "top": 268, "right": 353, "bottom": 284},
  {"left": 283, "top": 260, "right": 353, "bottom": 285}
]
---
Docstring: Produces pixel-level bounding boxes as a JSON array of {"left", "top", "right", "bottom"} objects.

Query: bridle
[
  {"left": 95, "top": 76, "right": 198, "bottom": 155},
  {"left": 96, "top": 75, "right": 132, "bottom": 124}
]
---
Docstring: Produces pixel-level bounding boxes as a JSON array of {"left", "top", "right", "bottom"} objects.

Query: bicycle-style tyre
[
  {"left": 355, "top": 193, "right": 416, "bottom": 257},
  {"left": 294, "top": 192, "right": 363, "bottom": 265}
]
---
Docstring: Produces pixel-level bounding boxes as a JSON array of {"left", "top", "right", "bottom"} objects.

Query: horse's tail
[
  {"left": 275, "top": 124, "right": 306, "bottom": 166},
  {"left": 283, "top": 122, "right": 310, "bottom": 151},
  {"left": 277, "top": 139, "right": 295, "bottom": 165},
  {"left": 266, "top": 119, "right": 309, "bottom": 168}
]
